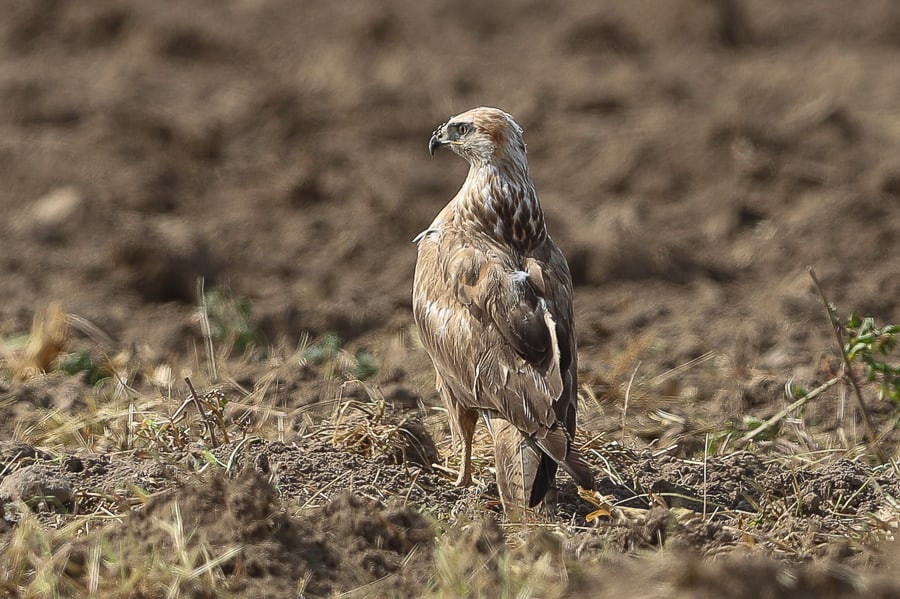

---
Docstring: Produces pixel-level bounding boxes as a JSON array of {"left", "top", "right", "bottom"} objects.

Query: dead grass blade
[{"left": 738, "top": 376, "right": 842, "bottom": 445}]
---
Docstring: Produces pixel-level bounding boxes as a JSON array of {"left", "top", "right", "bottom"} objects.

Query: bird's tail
[
  {"left": 490, "top": 418, "right": 594, "bottom": 515},
  {"left": 528, "top": 426, "right": 594, "bottom": 503},
  {"left": 528, "top": 452, "right": 558, "bottom": 508}
]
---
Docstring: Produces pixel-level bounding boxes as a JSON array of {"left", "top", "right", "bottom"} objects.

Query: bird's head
[{"left": 429, "top": 107, "right": 526, "bottom": 166}]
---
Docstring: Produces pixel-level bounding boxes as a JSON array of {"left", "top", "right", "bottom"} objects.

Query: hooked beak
[{"left": 428, "top": 124, "right": 447, "bottom": 156}]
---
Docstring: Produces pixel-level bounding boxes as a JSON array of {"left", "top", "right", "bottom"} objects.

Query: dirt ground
[{"left": 1, "top": 0, "right": 900, "bottom": 597}]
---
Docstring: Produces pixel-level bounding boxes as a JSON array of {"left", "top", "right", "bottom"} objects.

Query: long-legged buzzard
[{"left": 413, "top": 107, "right": 594, "bottom": 517}]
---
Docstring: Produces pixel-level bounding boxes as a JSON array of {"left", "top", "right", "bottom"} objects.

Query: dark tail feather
[
  {"left": 528, "top": 429, "right": 595, "bottom": 496},
  {"left": 559, "top": 445, "right": 594, "bottom": 490},
  {"left": 528, "top": 454, "right": 558, "bottom": 507}
]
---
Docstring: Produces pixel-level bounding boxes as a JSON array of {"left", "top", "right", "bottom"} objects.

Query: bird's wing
[
  {"left": 537, "top": 244, "right": 579, "bottom": 435},
  {"left": 443, "top": 236, "right": 572, "bottom": 433}
]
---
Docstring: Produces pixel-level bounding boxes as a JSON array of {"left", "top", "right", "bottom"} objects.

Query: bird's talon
[
  {"left": 579, "top": 487, "right": 612, "bottom": 521},
  {"left": 585, "top": 507, "right": 610, "bottom": 522}
]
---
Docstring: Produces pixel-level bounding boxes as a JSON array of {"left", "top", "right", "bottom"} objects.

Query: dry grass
[
  {"left": 1, "top": 298, "right": 898, "bottom": 597},
  {"left": 2, "top": 303, "right": 70, "bottom": 382}
]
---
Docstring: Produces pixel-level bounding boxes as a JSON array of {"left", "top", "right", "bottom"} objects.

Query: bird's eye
[{"left": 457, "top": 124, "right": 470, "bottom": 136}]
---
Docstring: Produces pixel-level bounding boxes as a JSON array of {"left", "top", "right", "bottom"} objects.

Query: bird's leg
[{"left": 454, "top": 407, "right": 478, "bottom": 487}]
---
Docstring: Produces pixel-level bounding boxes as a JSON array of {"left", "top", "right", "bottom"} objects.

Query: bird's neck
[{"left": 457, "top": 158, "right": 548, "bottom": 253}]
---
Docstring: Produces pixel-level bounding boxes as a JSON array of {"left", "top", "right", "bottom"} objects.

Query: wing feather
[{"left": 417, "top": 228, "right": 577, "bottom": 435}]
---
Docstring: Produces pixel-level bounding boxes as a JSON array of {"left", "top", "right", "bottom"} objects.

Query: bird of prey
[{"left": 413, "top": 106, "right": 594, "bottom": 517}]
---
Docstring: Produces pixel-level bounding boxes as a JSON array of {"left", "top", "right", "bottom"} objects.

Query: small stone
[{"left": 18, "top": 186, "right": 87, "bottom": 243}]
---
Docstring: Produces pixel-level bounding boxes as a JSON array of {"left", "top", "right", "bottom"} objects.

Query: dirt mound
[
  {"left": 62, "top": 471, "right": 433, "bottom": 597},
  {"left": 2, "top": 434, "right": 898, "bottom": 596}
]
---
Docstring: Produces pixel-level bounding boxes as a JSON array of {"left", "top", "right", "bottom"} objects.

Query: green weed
[{"left": 844, "top": 313, "right": 900, "bottom": 402}]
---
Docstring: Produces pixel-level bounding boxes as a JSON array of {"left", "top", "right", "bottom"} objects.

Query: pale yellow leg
[{"left": 453, "top": 406, "right": 478, "bottom": 487}]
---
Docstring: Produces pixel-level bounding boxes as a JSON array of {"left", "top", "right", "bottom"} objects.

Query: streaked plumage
[{"left": 413, "top": 107, "right": 593, "bottom": 517}]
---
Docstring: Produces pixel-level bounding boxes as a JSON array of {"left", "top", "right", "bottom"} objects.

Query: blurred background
[{"left": 2, "top": 0, "right": 899, "bottom": 442}]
